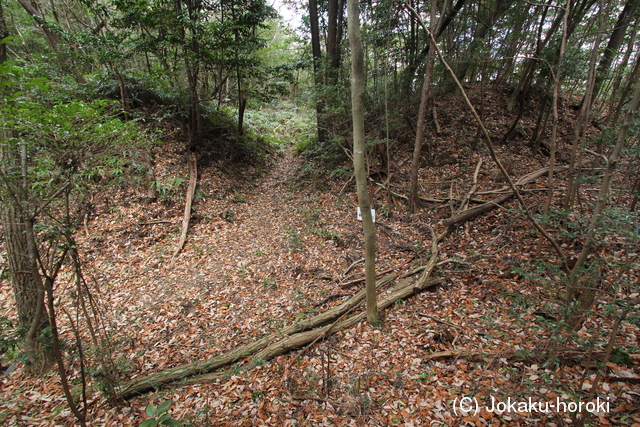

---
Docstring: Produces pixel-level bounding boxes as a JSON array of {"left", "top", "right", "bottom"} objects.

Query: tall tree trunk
[
  {"left": 309, "top": 0, "right": 325, "bottom": 143},
  {"left": 347, "top": 0, "right": 379, "bottom": 325},
  {"left": 455, "top": 0, "right": 513, "bottom": 83},
  {"left": 409, "top": 0, "right": 438, "bottom": 213},
  {"left": 0, "top": 142, "right": 52, "bottom": 374},
  {"left": 586, "top": 0, "right": 639, "bottom": 108},
  {"left": 537, "top": 0, "right": 569, "bottom": 257},
  {"left": 564, "top": 0, "right": 606, "bottom": 210},
  {"left": 326, "top": 0, "right": 343, "bottom": 84},
  {"left": 566, "top": 77, "right": 640, "bottom": 328}
]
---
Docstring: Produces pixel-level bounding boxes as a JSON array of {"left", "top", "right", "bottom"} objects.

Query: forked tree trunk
[
  {"left": 16, "top": 0, "right": 59, "bottom": 50},
  {"left": 348, "top": 0, "right": 379, "bottom": 324}
]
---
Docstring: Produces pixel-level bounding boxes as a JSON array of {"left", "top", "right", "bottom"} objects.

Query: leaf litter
[{"left": 1, "top": 107, "right": 639, "bottom": 426}]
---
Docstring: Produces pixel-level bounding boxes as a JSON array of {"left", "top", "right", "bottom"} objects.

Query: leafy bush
[{"left": 140, "top": 401, "right": 182, "bottom": 427}]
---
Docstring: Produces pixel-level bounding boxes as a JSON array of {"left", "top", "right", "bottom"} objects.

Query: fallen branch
[
  {"left": 443, "top": 192, "right": 514, "bottom": 227},
  {"left": 342, "top": 258, "right": 364, "bottom": 276},
  {"left": 115, "top": 230, "right": 445, "bottom": 399},
  {"left": 139, "top": 220, "right": 174, "bottom": 226},
  {"left": 115, "top": 273, "right": 397, "bottom": 399},
  {"left": 374, "top": 182, "right": 486, "bottom": 205},
  {"left": 443, "top": 165, "right": 567, "bottom": 227},
  {"left": 172, "top": 152, "right": 198, "bottom": 258},
  {"left": 457, "top": 158, "right": 482, "bottom": 213},
  {"left": 339, "top": 267, "right": 394, "bottom": 288},
  {"left": 405, "top": 2, "right": 567, "bottom": 266},
  {"left": 423, "top": 348, "right": 640, "bottom": 366}
]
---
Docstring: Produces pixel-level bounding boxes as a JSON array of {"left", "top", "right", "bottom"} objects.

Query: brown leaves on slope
[{"left": 1, "top": 104, "right": 639, "bottom": 426}]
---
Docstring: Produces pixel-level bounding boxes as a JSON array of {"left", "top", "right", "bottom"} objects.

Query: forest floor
[{"left": 1, "top": 88, "right": 640, "bottom": 426}]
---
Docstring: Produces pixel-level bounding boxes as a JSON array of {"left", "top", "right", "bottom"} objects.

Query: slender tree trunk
[
  {"left": 537, "top": 0, "right": 570, "bottom": 257},
  {"left": 110, "top": 62, "right": 129, "bottom": 120},
  {"left": 566, "top": 77, "right": 640, "bottom": 327},
  {"left": 530, "top": 95, "right": 551, "bottom": 151},
  {"left": 587, "top": 0, "right": 639, "bottom": 108},
  {"left": 348, "top": 0, "right": 379, "bottom": 325},
  {"left": 606, "top": 18, "right": 638, "bottom": 121},
  {"left": 564, "top": 0, "right": 605, "bottom": 210},
  {"left": 236, "top": 63, "right": 246, "bottom": 136},
  {"left": 0, "top": 1, "right": 7, "bottom": 63},
  {"left": 611, "top": 48, "right": 640, "bottom": 126},
  {"left": 409, "top": 0, "right": 438, "bottom": 212},
  {"left": 629, "top": 173, "right": 640, "bottom": 212},
  {"left": 309, "top": 0, "right": 325, "bottom": 143},
  {"left": 0, "top": 141, "right": 52, "bottom": 374},
  {"left": 326, "top": 0, "right": 342, "bottom": 84}
]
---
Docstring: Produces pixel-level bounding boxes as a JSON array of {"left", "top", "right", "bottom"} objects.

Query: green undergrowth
[{"left": 236, "top": 99, "right": 315, "bottom": 148}]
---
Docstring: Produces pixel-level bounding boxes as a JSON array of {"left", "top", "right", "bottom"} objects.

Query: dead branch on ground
[
  {"left": 172, "top": 152, "right": 198, "bottom": 258},
  {"left": 112, "top": 229, "right": 445, "bottom": 399},
  {"left": 442, "top": 165, "right": 568, "bottom": 227}
]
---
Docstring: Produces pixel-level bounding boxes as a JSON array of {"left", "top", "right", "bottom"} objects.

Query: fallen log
[
  {"left": 180, "top": 238, "right": 443, "bottom": 387},
  {"left": 115, "top": 230, "right": 444, "bottom": 399},
  {"left": 443, "top": 165, "right": 568, "bottom": 227},
  {"left": 115, "top": 273, "right": 397, "bottom": 399},
  {"left": 423, "top": 348, "right": 640, "bottom": 367},
  {"left": 177, "top": 229, "right": 444, "bottom": 388},
  {"left": 443, "top": 192, "right": 514, "bottom": 227},
  {"left": 118, "top": 274, "right": 439, "bottom": 398}
]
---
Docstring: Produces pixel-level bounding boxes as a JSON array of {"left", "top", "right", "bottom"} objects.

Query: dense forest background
[{"left": 1, "top": 0, "right": 639, "bottom": 425}]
